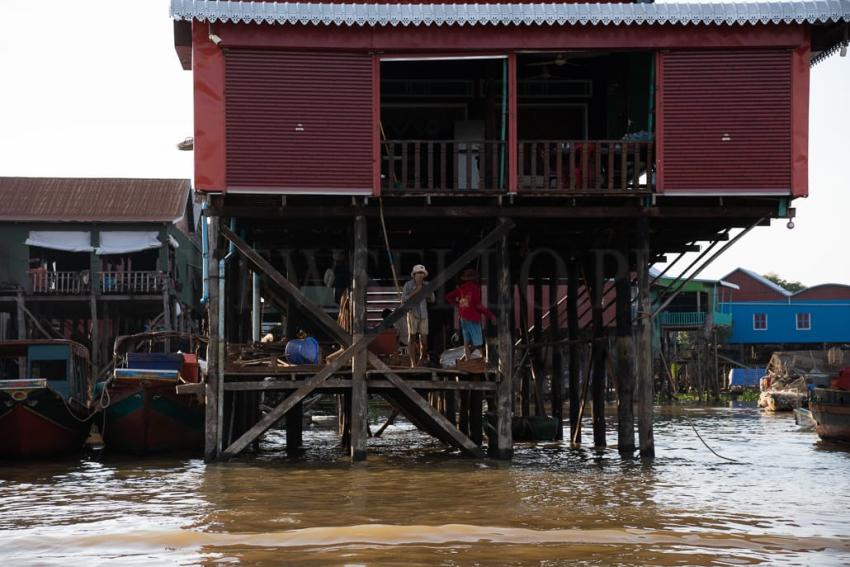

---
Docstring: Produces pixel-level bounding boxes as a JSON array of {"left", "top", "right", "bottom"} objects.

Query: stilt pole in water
[
  {"left": 615, "top": 254, "right": 636, "bottom": 454},
  {"left": 205, "top": 215, "right": 222, "bottom": 462},
  {"left": 567, "top": 259, "right": 581, "bottom": 444},
  {"left": 493, "top": 221, "right": 514, "bottom": 459},
  {"left": 350, "top": 214, "right": 369, "bottom": 462},
  {"left": 590, "top": 256, "right": 607, "bottom": 449},
  {"left": 549, "top": 276, "right": 563, "bottom": 440},
  {"left": 636, "top": 217, "right": 655, "bottom": 457}
]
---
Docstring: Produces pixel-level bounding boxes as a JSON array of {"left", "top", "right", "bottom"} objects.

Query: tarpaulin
[
  {"left": 96, "top": 231, "right": 162, "bottom": 255},
  {"left": 25, "top": 231, "right": 93, "bottom": 252}
]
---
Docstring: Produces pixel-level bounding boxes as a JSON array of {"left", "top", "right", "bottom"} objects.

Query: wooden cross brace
[{"left": 217, "top": 220, "right": 514, "bottom": 459}]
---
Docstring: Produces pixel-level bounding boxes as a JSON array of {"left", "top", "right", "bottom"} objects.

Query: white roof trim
[{"left": 171, "top": 1, "right": 850, "bottom": 27}]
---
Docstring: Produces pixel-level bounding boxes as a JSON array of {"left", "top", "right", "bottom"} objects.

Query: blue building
[{"left": 720, "top": 269, "right": 850, "bottom": 345}]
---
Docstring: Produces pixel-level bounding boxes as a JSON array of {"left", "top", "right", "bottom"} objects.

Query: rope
[
  {"left": 681, "top": 410, "right": 745, "bottom": 464},
  {"left": 378, "top": 197, "right": 402, "bottom": 296}
]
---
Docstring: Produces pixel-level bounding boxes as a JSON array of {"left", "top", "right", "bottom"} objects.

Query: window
[
  {"left": 753, "top": 313, "right": 768, "bottom": 330},
  {"left": 796, "top": 312, "right": 811, "bottom": 331},
  {"left": 30, "top": 359, "right": 67, "bottom": 381}
]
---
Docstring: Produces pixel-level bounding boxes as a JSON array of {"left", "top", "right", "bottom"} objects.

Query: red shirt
[{"left": 446, "top": 281, "right": 495, "bottom": 323}]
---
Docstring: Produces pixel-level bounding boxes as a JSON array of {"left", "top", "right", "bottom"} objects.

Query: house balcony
[
  {"left": 380, "top": 138, "right": 654, "bottom": 194},
  {"left": 658, "top": 310, "right": 733, "bottom": 329},
  {"left": 29, "top": 270, "right": 168, "bottom": 296}
]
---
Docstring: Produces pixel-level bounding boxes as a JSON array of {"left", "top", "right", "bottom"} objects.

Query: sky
[{"left": 0, "top": 1, "right": 848, "bottom": 286}]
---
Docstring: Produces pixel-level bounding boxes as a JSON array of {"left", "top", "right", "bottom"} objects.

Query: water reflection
[{"left": 1, "top": 404, "right": 849, "bottom": 565}]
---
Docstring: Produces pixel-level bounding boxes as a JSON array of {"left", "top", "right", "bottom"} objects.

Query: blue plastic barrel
[{"left": 285, "top": 337, "right": 320, "bottom": 365}]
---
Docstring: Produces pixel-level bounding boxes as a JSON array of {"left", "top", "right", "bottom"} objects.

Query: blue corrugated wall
[{"left": 721, "top": 301, "right": 850, "bottom": 344}]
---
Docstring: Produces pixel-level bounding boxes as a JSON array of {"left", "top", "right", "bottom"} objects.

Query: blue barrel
[{"left": 285, "top": 337, "right": 320, "bottom": 365}]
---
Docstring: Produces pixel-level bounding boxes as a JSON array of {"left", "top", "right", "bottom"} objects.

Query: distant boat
[
  {"left": 99, "top": 332, "right": 204, "bottom": 454},
  {"left": 809, "top": 388, "right": 850, "bottom": 442},
  {"left": 0, "top": 340, "right": 95, "bottom": 458}
]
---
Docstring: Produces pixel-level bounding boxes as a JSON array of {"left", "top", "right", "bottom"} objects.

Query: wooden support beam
[
  {"left": 590, "top": 259, "right": 607, "bottom": 449},
  {"left": 205, "top": 216, "right": 222, "bottom": 462},
  {"left": 492, "top": 226, "right": 513, "bottom": 459},
  {"left": 549, "top": 277, "right": 564, "bottom": 441},
  {"left": 615, "top": 264, "right": 636, "bottom": 454},
  {"left": 218, "top": 221, "right": 514, "bottom": 459},
  {"left": 382, "top": 372, "right": 485, "bottom": 458},
  {"left": 636, "top": 217, "right": 655, "bottom": 458},
  {"left": 532, "top": 281, "right": 546, "bottom": 417},
  {"left": 567, "top": 260, "right": 581, "bottom": 444},
  {"left": 286, "top": 401, "right": 303, "bottom": 454},
  {"left": 350, "top": 215, "right": 369, "bottom": 462}
]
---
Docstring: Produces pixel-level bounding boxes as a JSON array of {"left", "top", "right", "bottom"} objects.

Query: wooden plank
[
  {"left": 621, "top": 142, "right": 629, "bottom": 191},
  {"left": 382, "top": 371, "right": 485, "bottom": 457},
  {"left": 350, "top": 215, "right": 368, "bottom": 461},
  {"left": 491, "top": 227, "right": 514, "bottom": 458},
  {"left": 636, "top": 217, "right": 655, "bottom": 457},
  {"left": 223, "top": 379, "right": 497, "bottom": 392},
  {"left": 607, "top": 142, "right": 615, "bottom": 191}
]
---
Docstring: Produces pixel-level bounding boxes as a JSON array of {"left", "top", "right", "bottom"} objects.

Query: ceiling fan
[{"left": 526, "top": 51, "right": 612, "bottom": 68}]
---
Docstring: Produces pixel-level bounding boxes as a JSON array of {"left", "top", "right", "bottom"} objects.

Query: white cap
[{"left": 411, "top": 264, "right": 428, "bottom": 277}]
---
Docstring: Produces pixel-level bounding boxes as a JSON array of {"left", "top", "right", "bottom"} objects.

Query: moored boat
[
  {"left": 100, "top": 332, "right": 204, "bottom": 454},
  {"left": 809, "top": 388, "right": 850, "bottom": 442},
  {"left": 0, "top": 340, "right": 95, "bottom": 458}
]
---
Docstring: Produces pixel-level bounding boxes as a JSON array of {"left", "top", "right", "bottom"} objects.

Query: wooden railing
[
  {"left": 518, "top": 140, "right": 654, "bottom": 193},
  {"left": 29, "top": 270, "right": 89, "bottom": 294},
  {"left": 100, "top": 271, "right": 166, "bottom": 294},
  {"left": 382, "top": 140, "right": 507, "bottom": 192}
]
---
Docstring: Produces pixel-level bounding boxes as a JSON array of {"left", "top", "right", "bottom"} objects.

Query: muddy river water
[{"left": 1, "top": 404, "right": 848, "bottom": 565}]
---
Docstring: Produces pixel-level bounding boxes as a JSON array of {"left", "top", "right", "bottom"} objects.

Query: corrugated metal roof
[
  {"left": 170, "top": 0, "right": 850, "bottom": 27},
  {"left": 0, "top": 178, "right": 191, "bottom": 223}
]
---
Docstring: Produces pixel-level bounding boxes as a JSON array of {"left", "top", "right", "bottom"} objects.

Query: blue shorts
[{"left": 460, "top": 319, "right": 484, "bottom": 347}]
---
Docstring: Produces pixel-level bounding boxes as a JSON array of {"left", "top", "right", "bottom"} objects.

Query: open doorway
[
  {"left": 380, "top": 57, "right": 508, "bottom": 192},
  {"left": 516, "top": 51, "right": 654, "bottom": 192}
]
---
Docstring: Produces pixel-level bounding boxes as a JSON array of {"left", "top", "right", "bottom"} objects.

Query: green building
[{"left": 0, "top": 178, "right": 202, "bottom": 374}]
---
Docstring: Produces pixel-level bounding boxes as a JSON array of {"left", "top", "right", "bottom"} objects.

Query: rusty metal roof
[{"left": 0, "top": 178, "right": 191, "bottom": 223}]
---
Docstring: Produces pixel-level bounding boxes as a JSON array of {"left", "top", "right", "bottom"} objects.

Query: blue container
[{"left": 285, "top": 337, "right": 320, "bottom": 365}]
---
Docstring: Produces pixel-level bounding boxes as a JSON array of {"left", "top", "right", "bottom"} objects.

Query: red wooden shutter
[
  {"left": 224, "top": 51, "right": 374, "bottom": 193},
  {"left": 658, "top": 50, "right": 792, "bottom": 195}
]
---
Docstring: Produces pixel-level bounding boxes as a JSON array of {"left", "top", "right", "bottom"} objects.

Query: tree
[{"left": 763, "top": 272, "right": 806, "bottom": 293}]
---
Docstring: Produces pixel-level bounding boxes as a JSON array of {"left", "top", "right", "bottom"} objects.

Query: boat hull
[
  {"left": 0, "top": 388, "right": 91, "bottom": 458},
  {"left": 103, "top": 377, "right": 204, "bottom": 454},
  {"left": 810, "top": 388, "right": 850, "bottom": 442}
]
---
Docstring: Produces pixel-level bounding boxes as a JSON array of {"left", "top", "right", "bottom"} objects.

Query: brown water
[{"left": 2, "top": 404, "right": 849, "bottom": 566}]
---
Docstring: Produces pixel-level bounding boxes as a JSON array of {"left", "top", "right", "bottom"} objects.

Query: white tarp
[
  {"left": 96, "top": 231, "right": 162, "bottom": 255},
  {"left": 25, "top": 231, "right": 93, "bottom": 252}
]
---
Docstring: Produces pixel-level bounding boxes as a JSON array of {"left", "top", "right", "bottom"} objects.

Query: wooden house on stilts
[{"left": 168, "top": 0, "right": 850, "bottom": 462}]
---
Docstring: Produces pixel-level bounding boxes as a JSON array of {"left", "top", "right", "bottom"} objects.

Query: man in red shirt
[{"left": 446, "top": 268, "right": 497, "bottom": 361}]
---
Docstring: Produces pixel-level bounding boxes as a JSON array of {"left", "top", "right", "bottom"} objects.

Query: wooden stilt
[
  {"left": 636, "top": 217, "right": 655, "bottom": 458},
  {"left": 469, "top": 390, "right": 483, "bottom": 446},
  {"left": 205, "top": 216, "right": 222, "bottom": 462},
  {"left": 444, "top": 390, "right": 456, "bottom": 426},
  {"left": 492, "top": 224, "right": 513, "bottom": 459},
  {"left": 459, "top": 391, "right": 470, "bottom": 435},
  {"left": 16, "top": 292, "right": 26, "bottom": 379},
  {"left": 590, "top": 258, "right": 607, "bottom": 449},
  {"left": 350, "top": 215, "right": 369, "bottom": 462},
  {"left": 517, "top": 283, "right": 531, "bottom": 417},
  {"left": 567, "top": 260, "right": 581, "bottom": 443},
  {"left": 615, "top": 262, "right": 636, "bottom": 454},
  {"left": 286, "top": 401, "right": 303, "bottom": 454},
  {"left": 531, "top": 281, "right": 546, "bottom": 416},
  {"left": 549, "top": 277, "right": 563, "bottom": 440}
]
